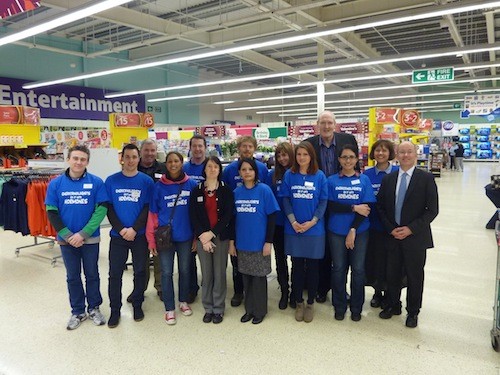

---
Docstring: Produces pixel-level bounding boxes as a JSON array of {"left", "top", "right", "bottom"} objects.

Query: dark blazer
[
  {"left": 189, "top": 181, "right": 234, "bottom": 241},
  {"left": 305, "top": 133, "right": 358, "bottom": 174},
  {"left": 377, "top": 168, "right": 439, "bottom": 249}
]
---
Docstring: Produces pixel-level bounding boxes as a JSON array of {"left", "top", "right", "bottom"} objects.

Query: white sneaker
[
  {"left": 67, "top": 313, "right": 87, "bottom": 330},
  {"left": 179, "top": 302, "right": 193, "bottom": 316},
  {"left": 89, "top": 307, "right": 106, "bottom": 326},
  {"left": 165, "top": 310, "right": 176, "bottom": 325}
]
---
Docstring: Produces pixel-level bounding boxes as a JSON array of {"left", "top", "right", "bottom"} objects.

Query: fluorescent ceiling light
[
  {"left": 105, "top": 45, "right": 500, "bottom": 99},
  {"left": 0, "top": 0, "right": 133, "bottom": 48},
  {"left": 213, "top": 100, "right": 235, "bottom": 104},
  {"left": 278, "top": 105, "right": 452, "bottom": 118},
  {"left": 22, "top": 0, "right": 500, "bottom": 89}
]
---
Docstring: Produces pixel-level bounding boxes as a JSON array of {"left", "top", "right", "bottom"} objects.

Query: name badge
[
  {"left": 351, "top": 179, "right": 360, "bottom": 185},
  {"left": 197, "top": 196, "right": 204, "bottom": 202},
  {"left": 304, "top": 181, "right": 314, "bottom": 187},
  {"left": 83, "top": 183, "right": 93, "bottom": 189},
  {"left": 154, "top": 173, "right": 163, "bottom": 179}
]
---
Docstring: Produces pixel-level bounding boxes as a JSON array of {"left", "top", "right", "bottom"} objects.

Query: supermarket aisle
[{"left": 0, "top": 162, "right": 498, "bottom": 374}]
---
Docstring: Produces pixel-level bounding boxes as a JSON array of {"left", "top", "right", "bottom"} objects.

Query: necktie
[{"left": 395, "top": 172, "right": 408, "bottom": 225}]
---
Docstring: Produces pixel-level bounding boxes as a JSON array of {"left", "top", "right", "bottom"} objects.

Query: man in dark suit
[
  {"left": 377, "top": 141, "right": 439, "bottom": 328},
  {"left": 305, "top": 110, "right": 359, "bottom": 303}
]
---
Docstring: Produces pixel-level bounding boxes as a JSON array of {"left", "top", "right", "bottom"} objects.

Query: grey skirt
[{"left": 237, "top": 250, "right": 271, "bottom": 277}]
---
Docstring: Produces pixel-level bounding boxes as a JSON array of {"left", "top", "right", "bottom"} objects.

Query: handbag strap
[{"left": 168, "top": 183, "right": 184, "bottom": 224}]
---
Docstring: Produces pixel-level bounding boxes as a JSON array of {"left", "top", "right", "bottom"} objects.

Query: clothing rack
[{"left": 2, "top": 169, "right": 64, "bottom": 266}]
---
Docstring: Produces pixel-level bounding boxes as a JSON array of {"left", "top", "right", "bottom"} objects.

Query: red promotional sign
[
  {"left": 375, "top": 108, "right": 399, "bottom": 124},
  {"left": 113, "top": 113, "right": 155, "bottom": 128},
  {"left": 0, "top": 105, "right": 21, "bottom": 124},
  {"left": 1, "top": 0, "right": 41, "bottom": 19},
  {"left": 400, "top": 109, "right": 420, "bottom": 128},
  {"left": 22, "top": 106, "right": 40, "bottom": 125},
  {"left": 195, "top": 125, "right": 226, "bottom": 137},
  {"left": 288, "top": 125, "right": 318, "bottom": 137}
]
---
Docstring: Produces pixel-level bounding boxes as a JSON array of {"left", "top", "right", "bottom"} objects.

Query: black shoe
[
  {"left": 203, "top": 313, "right": 213, "bottom": 323},
  {"left": 279, "top": 290, "right": 289, "bottom": 310},
  {"left": 133, "top": 306, "right": 144, "bottom": 322},
  {"left": 405, "top": 314, "right": 418, "bottom": 328},
  {"left": 108, "top": 312, "right": 120, "bottom": 328},
  {"left": 240, "top": 313, "right": 253, "bottom": 323},
  {"left": 315, "top": 293, "right": 327, "bottom": 303},
  {"left": 213, "top": 314, "right": 223, "bottom": 324},
  {"left": 252, "top": 316, "right": 264, "bottom": 324},
  {"left": 231, "top": 293, "right": 244, "bottom": 307},
  {"left": 157, "top": 291, "right": 163, "bottom": 301},
  {"left": 187, "top": 291, "right": 197, "bottom": 304},
  {"left": 289, "top": 296, "right": 296, "bottom": 309},
  {"left": 351, "top": 313, "right": 362, "bottom": 322},
  {"left": 370, "top": 292, "right": 384, "bottom": 308},
  {"left": 126, "top": 293, "right": 133, "bottom": 303},
  {"left": 334, "top": 311, "right": 345, "bottom": 321},
  {"left": 379, "top": 306, "right": 402, "bottom": 319}
]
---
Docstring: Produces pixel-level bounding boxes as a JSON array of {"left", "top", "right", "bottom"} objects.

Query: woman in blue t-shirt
[
  {"left": 327, "top": 144, "right": 376, "bottom": 322},
  {"left": 280, "top": 142, "right": 328, "bottom": 323},
  {"left": 146, "top": 151, "right": 197, "bottom": 325},
  {"left": 265, "top": 142, "right": 294, "bottom": 310},
  {"left": 229, "top": 158, "right": 279, "bottom": 325},
  {"left": 363, "top": 140, "right": 399, "bottom": 309}
]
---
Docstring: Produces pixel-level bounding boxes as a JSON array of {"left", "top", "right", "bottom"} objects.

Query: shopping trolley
[{"left": 491, "top": 220, "right": 500, "bottom": 352}]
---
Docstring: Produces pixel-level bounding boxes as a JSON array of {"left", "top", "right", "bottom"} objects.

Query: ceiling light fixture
[
  {"left": 22, "top": 0, "right": 500, "bottom": 89},
  {"left": 0, "top": 0, "right": 133, "bottom": 48}
]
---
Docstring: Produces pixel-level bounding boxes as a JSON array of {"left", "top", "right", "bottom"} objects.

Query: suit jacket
[
  {"left": 305, "top": 133, "right": 358, "bottom": 175},
  {"left": 377, "top": 168, "right": 439, "bottom": 250}
]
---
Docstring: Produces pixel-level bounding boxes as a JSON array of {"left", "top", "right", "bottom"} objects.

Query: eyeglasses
[
  {"left": 398, "top": 150, "right": 415, "bottom": 155},
  {"left": 339, "top": 155, "right": 357, "bottom": 160}
]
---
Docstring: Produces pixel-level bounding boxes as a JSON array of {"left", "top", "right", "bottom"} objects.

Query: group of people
[{"left": 45, "top": 110, "right": 439, "bottom": 331}]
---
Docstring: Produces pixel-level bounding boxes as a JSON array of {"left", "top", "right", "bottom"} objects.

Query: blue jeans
[
  {"left": 60, "top": 243, "right": 102, "bottom": 315},
  {"left": 158, "top": 240, "right": 192, "bottom": 311},
  {"left": 329, "top": 231, "right": 369, "bottom": 315}
]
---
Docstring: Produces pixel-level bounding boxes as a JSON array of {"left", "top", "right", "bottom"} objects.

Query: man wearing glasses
[{"left": 305, "top": 111, "right": 359, "bottom": 304}]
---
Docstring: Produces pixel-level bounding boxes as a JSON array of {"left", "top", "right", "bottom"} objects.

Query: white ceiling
[{"left": 1, "top": 0, "right": 499, "bottom": 117}]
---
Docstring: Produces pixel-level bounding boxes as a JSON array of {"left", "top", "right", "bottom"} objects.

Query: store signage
[
  {"left": 254, "top": 128, "right": 270, "bottom": 140},
  {"left": 1, "top": 0, "right": 40, "bottom": 19},
  {"left": 463, "top": 94, "right": 500, "bottom": 120},
  {"left": 112, "top": 113, "right": 155, "bottom": 128},
  {"left": 400, "top": 109, "right": 420, "bottom": 128},
  {"left": 0, "top": 105, "right": 40, "bottom": 125},
  {"left": 412, "top": 67, "right": 454, "bottom": 83},
  {"left": 195, "top": 125, "right": 226, "bottom": 137},
  {"left": 441, "top": 120, "right": 458, "bottom": 136},
  {"left": 375, "top": 108, "right": 399, "bottom": 124},
  {"left": 288, "top": 125, "right": 318, "bottom": 138},
  {"left": 0, "top": 77, "right": 145, "bottom": 121}
]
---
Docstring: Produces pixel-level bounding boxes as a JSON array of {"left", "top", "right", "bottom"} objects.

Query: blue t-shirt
[
  {"left": 105, "top": 171, "right": 154, "bottom": 237},
  {"left": 279, "top": 170, "right": 328, "bottom": 236},
  {"left": 234, "top": 183, "right": 280, "bottom": 252},
  {"left": 364, "top": 165, "right": 399, "bottom": 231},
  {"left": 45, "top": 171, "right": 108, "bottom": 240},
  {"left": 327, "top": 173, "right": 376, "bottom": 235},
  {"left": 222, "top": 159, "right": 269, "bottom": 191},
  {"left": 264, "top": 168, "right": 287, "bottom": 226},
  {"left": 183, "top": 160, "right": 205, "bottom": 183},
  {"left": 149, "top": 178, "right": 198, "bottom": 242}
]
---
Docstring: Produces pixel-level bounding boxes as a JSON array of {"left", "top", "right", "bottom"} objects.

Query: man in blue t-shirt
[
  {"left": 105, "top": 144, "right": 154, "bottom": 328},
  {"left": 183, "top": 134, "right": 208, "bottom": 303},
  {"left": 222, "top": 135, "right": 269, "bottom": 307},
  {"left": 46, "top": 145, "right": 108, "bottom": 330}
]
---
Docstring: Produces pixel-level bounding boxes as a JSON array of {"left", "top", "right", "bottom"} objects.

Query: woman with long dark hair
[
  {"left": 189, "top": 156, "right": 234, "bottom": 324},
  {"left": 280, "top": 142, "right": 328, "bottom": 323},
  {"left": 265, "top": 142, "right": 294, "bottom": 309}
]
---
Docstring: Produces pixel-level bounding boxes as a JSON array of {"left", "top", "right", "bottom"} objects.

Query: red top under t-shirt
[{"left": 204, "top": 191, "right": 218, "bottom": 228}]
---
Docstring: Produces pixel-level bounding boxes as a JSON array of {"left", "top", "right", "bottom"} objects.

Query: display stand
[
  {"left": 15, "top": 236, "right": 59, "bottom": 267},
  {"left": 429, "top": 152, "right": 443, "bottom": 177},
  {"left": 491, "top": 220, "right": 500, "bottom": 352}
]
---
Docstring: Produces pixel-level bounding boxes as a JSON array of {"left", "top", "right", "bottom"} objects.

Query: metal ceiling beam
[{"left": 485, "top": 11, "right": 498, "bottom": 85}]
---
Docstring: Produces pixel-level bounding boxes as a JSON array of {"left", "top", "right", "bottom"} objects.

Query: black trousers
[
  {"left": 365, "top": 230, "right": 391, "bottom": 293},
  {"left": 292, "top": 257, "right": 319, "bottom": 304},
  {"left": 386, "top": 240, "right": 426, "bottom": 315},
  {"left": 273, "top": 225, "right": 289, "bottom": 291},
  {"left": 317, "top": 239, "right": 332, "bottom": 297},
  {"left": 242, "top": 274, "right": 268, "bottom": 318},
  {"left": 189, "top": 252, "right": 199, "bottom": 295},
  {"left": 230, "top": 255, "right": 244, "bottom": 295},
  {"left": 485, "top": 184, "right": 500, "bottom": 229},
  {"left": 109, "top": 235, "right": 148, "bottom": 312}
]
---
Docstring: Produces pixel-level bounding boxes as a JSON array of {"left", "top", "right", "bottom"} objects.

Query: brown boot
[
  {"left": 304, "top": 303, "right": 314, "bottom": 323},
  {"left": 295, "top": 302, "right": 304, "bottom": 321}
]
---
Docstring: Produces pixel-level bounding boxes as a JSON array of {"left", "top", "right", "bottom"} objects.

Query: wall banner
[{"left": 0, "top": 77, "right": 145, "bottom": 121}]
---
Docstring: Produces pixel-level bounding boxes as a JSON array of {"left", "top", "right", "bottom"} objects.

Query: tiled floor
[{"left": 0, "top": 163, "right": 499, "bottom": 374}]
